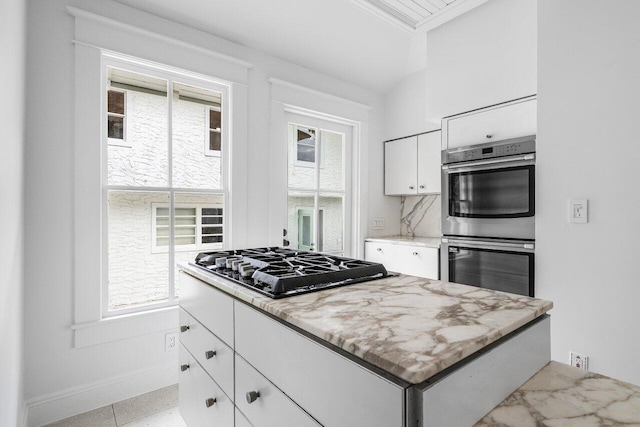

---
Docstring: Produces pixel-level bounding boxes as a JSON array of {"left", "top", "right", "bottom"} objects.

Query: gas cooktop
[{"left": 190, "top": 247, "right": 390, "bottom": 298}]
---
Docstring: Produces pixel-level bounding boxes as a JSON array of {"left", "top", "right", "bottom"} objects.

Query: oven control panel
[{"left": 444, "top": 136, "right": 535, "bottom": 164}]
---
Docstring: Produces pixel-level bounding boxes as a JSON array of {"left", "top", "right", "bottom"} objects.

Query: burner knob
[
  {"left": 180, "top": 364, "right": 190, "bottom": 372},
  {"left": 246, "top": 391, "right": 260, "bottom": 404},
  {"left": 205, "top": 397, "right": 216, "bottom": 408},
  {"left": 180, "top": 325, "right": 189, "bottom": 333},
  {"left": 205, "top": 350, "right": 216, "bottom": 359}
]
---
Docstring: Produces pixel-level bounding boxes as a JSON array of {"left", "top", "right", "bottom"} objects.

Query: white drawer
[
  {"left": 179, "top": 308, "right": 234, "bottom": 399},
  {"left": 235, "top": 302, "right": 404, "bottom": 427},
  {"left": 446, "top": 98, "right": 536, "bottom": 149},
  {"left": 179, "top": 271, "right": 234, "bottom": 347},
  {"left": 235, "top": 354, "right": 320, "bottom": 427},
  {"left": 393, "top": 245, "right": 439, "bottom": 280},
  {"left": 363, "top": 241, "right": 394, "bottom": 269},
  {"left": 179, "top": 344, "right": 234, "bottom": 427}
]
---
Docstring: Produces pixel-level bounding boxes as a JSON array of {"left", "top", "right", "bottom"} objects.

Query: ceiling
[{"left": 113, "top": 0, "right": 486, "bottom": 93}]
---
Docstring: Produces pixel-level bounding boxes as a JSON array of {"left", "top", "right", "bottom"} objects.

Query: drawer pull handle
[
  {"left": 205, "top": 350, "right": 217, "bottom": 359},
  {"left": 180, "top": 364, "right": 190, "bottom": 372},
  {"left": 376, "top": 248, "right": 382, "bottom": 252},
  {"left": 419, "top": 185, "right": 424, "bottom": 189},
  {"left": 246, "top": 391, "right": 260, "bottom": 404},
  {"left": 180, "top": 325, "right": 189, "bottom": 333},
  {"left": 486, "top": 134, "right": 493, "bottom": 139},
  {"left": 205, "top": 397, "right": 217, "bottom": 408},
  {"left": 413, "top": 252, "right": 418, "bottom": 256},
  {"left": 409, "top": 186, "right": 414, "bottom": 190}
]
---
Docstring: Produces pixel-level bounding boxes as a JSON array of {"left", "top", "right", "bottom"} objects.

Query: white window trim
[
  {"left": 204, "top": 105, "right": 222, "bottom": 157},
  {"left": 107, "top": 88, "right": 130, "bottom": 147},
  {"left": 151, "top": 202, "right": 224, "bottom": 254}
]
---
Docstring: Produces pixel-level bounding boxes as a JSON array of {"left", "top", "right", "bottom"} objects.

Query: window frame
[
  {"left": 205, "top": 106, "right": 222, "bottom": 157},
  {"left": 151, "top": 202, "right": 224, "bottom": 253}
]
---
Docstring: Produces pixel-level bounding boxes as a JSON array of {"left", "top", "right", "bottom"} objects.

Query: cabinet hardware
[
  {"left": 205, "top": 397, "right": 217, "bottom": 408},
  {"left": 412, "top": 252, "right": 418, "bottom": 256},
  {"left": 376, "top": 248, "right": 382, "bottom": 252},
  {"left": 180, "top": 325, "right": 189, "bottom": 333},
  {"left": 486, "top": 134, "right": 492, "bottom": 139},
  {"left": 409, "top": 186, "right": 414, "bottom": 190},
  {"left": 246, "top": 391, "right": 260, "bottom": 404},
  {"left": 419, "top": 185, "right": 424, "bottom": 189},
  {"left": 180, "top": 364, "right": 190, "bottom": 372},
  {"left": 205, "top": 350, "right": 217, "bottom": 359}
]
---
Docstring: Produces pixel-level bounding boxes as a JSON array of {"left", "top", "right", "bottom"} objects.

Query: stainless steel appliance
[
  {"left": 192, "top": 247, "right": 390, "bottom": 298},
  {"left": 441, "top": 135, "right": 536, "bottom": 296},
  {"left": 441, "top": 237, "right": 534, "bottom": 297},
  {"left": 441, "top": 135, "right": 535, "bottom": 240}
]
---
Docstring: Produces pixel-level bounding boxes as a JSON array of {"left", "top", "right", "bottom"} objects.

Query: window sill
[
  {"left": 71, "top": 305, "right": 178, "bottom": 348},
  {"left": 107, "top": 138, "right": 131, "bottom": 147}
]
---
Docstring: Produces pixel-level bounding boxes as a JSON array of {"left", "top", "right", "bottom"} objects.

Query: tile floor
[{"left": 45, "top": 385, "right": 186, "bottom": 427}]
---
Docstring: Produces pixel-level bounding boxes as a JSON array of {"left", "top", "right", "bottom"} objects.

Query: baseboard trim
[{"left": 25, "top": 362, "right": 177, "bottom": 427}]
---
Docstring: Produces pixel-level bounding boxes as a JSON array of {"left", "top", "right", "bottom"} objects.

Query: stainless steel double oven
[{"left": 441, "top": 136, "right": 536, "bottom": 296}]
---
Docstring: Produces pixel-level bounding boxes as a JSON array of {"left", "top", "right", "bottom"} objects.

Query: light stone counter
[
  {"left": 475, "top": 361, "right": 640, "bottom": 426},
  {"left": 180, "top": 263, "right": 552, "bottom": 384},
  {"left": 365, "top": 235, "right": 441, "bottom": 248}
]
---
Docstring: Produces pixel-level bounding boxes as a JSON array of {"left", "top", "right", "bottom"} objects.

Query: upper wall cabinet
[
  {"left": 443, "top": 96, "right": 537, "bottom": 150},
  {"left": 385, "top": 130, "right": 441, "bottom": 196}
]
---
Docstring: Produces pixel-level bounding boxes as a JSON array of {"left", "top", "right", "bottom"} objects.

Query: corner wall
[
  {"left": 0, "top": 0, "right": 26, "bottom": 425},
  {"left": 537, "top": 0, "right": 640, "bottom": 386}
]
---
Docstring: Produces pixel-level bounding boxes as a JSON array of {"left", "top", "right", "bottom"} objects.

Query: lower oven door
[{"left": 441, "top": 237, "right": 534, "bottom": 297}]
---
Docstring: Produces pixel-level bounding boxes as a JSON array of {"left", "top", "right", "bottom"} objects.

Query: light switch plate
[
  {"left": 569, "top": 199, "right": 588, "bottom": 223},
  {"left": 372, "top": 218, "right": 385, "bottom": 230}
]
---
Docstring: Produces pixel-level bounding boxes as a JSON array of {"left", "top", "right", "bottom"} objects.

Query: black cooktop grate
[{"left": 190, "top": 247, "right": 390, "bottom": 298}]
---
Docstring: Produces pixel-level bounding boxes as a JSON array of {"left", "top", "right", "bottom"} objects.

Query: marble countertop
[
  {"left": 475, "top": 361, "right": 640, "bottom": 426},
  {"left": 180, "top": 263, "right": 552, "bottom": 384},
  {"left": 365, "top": 235, "right": 441, "bottom": 248}
]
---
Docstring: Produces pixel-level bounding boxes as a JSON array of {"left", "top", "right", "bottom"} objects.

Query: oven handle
[
  {"left": 442, "top": 153, "right": 535, "bottom": 170},
  {"left": 443, "top": 238, "right": 535, "bottom": 250}
]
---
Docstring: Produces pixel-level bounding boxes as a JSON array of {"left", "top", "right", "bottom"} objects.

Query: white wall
[
  {"left": 537, "top": 0, "right": 640, "bottom": 386},
  {"left": 426, "top": 0, "right": 537, "bottom": 120},
  {"left": 24, "top": 0, "right": 387, "bottom": 424},
  {"left": 0, "top": 0, "right": 26, "bottom": 425}
]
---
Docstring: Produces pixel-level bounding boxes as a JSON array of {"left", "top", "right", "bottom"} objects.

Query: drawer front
[
  {"left": 179, "top": 344, "right": 234, "bottom": 427},
  {"left": 179, "top": 308, "right": 234, "bottom": 399},
  {"left": 235, "top": 302, "right": 404, "bottom": 427},
  {"left": 447, "top": 98, "right": 536, "bottom": 149},
  {"left": 235, "top": 354, "right": 320, "bottom": 427},
  {"left": 179, "top": 271, "right": 234, "bottom": 347},
  {"left": 364, "top": 241, "right": 395, "bottom": 271},
  {"left": 394, "top": 246, "right": 439, "bottom": 280}
]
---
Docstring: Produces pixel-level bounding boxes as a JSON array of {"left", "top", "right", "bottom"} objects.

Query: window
[
  {"left": 107, "top": 89, "right": 126, "bottom": 144},
  {"left": 296, "top": 126, "right": 316, "bottom": 165},
  {"left": 103, "top": 55, "right": 229, "bottom": 315},
  {"left": 152, "top": 203, "right": 223, "bottom": 252},
  {"left": 287, "top": 114, "right": 351, "bottom": 255},
  {"left": 206, "top": 107, "right": 222, "bottom": 156}
]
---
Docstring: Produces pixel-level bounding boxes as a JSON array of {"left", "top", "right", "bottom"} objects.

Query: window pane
[
  {"left": 319, "top": 130, "right": 344, "bottom": 191},
  {"left": 157, "top": 227, "right": 169, "bottom": 237},
  {"left": 288, "top": 124, "right": 316, "bottom": 190},
  {"left": 108, "top": 90, "right": 125, "bottom": 114},
  {"left": 210, "top": 109, "right": 221, "bottom": 130},
  {"left": 202, "top": 235, "right": 223, "bottom": 243},
  {"left": 172, "top": 82, "right": 223, "bottom": 189},
  {"left": 202, "top": 216, "right": 223, "bottom": 224},
  {"left": 175, "top": 236, "right": 196, "bottom": 245},
  {"left": 156, "top": 217, "right": 169, "bottom": 226},
  {"left": 209, "top": 131, "right": 221, "bottom": 152},
  {"left": 287, "top": 192, "right": 315, "bottom": 251},
  {"left": 202, "top": 208, "right": 222, "bottom": 215},
  {"left": 175, "top": 227, "right": 195, "bottom": 236},
  {"left": 107, "top": 67, "right": 168, "bottom": 187},
  {"left": 175, "top": 207, "right": 196, "bottom": 216},
  {"left": 175, "top": 216, "right": 196, "bottom": 225},
  {"left": 319, "top": 194, "right": 343, "bottom": 254},
  {"left": 108, "top": 191, "right": 170, "bottom": 311},
  {"left": 108, "top": 116, "right": 124, "bottom": 140},
  {"left": 202, "top": 226, "right": 223, "bottom": 235}
]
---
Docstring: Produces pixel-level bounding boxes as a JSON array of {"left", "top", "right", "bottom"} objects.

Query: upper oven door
[{"left": 442, "top": 154, "right": 535, "bottom": 240}]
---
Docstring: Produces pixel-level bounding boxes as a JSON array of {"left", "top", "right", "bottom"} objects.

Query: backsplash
[{"left": 400, "top": 195, "right": 441, "bottom": 237}]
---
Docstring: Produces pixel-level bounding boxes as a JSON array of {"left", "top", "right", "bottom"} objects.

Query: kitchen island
[{"left": 178, "top": 262, "right": 553, "bottom": 427}]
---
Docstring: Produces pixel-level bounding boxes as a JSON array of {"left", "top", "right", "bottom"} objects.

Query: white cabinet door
[
  {"left": 417, "top": 131, "right": 441, "bottom": 194},
  {"left": 446, "top": 98, "right": 537, "bottom": 149},
  {"left": 385, "top": 136, "right": 417, "bottom": 195},
  {"left": 235, "top": 355, "right": 321, "bottom": 427}
]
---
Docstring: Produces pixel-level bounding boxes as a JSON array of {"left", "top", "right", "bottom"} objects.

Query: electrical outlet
[
  {"left": 372, "top": 218, "right": 385, "bottom": 230},
  {"left": 165, "top": 332, "right": 178, "bottom": 352},
  {"left": 570, "top": 352, "right": 589, "bottom": 370},
  {"left": 569, "top": 199, "right": 588, "bottom": 223}
]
